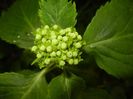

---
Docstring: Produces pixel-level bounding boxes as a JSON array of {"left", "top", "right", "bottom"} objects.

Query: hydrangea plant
[
  {"left": 31, "top": 25, "right": 85, "bottom": 69},
  {"left": 0, "top": 0, "right": 133, "bottom": 99}
]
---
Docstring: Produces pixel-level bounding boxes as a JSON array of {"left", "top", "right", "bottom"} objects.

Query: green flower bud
[
  {"left": 44, "top": 25, "right": 49, "bottom": 29},
  {"left": 39, "top": 45, "right": 46, "bottom": 51},
  {"left": 37, "top": 53, "right": 42, "bottom": 58},
  {"left": 31, "top": 46, "right": 37, "bottom": 52},
  {"left": 74, "top": 42, "right": 82, "bottom": 48},
  {"left": 67, "top": 51, "right": 73, "bottom": 58},
  {"left": 42, "top": 29, "right": 47, "bottom": 35},
  {"left": 60, "top": 30, "right": 65, "bottom": 35},
  {"left": 72, "top": 51, "right": 78, "bottom": 57},
  {"left": 75, "top": 32, "right": 78, "bottom": 36},
  {"left": 36, "top": 28, "right": 41, "bottom": 33},
  {"left": 50, "top": 31, "right": 57, "bottom": 39},
  {"left": 50, "top": 51, "right": 56, "bottom": 57},
  {"left": 42, "top": 38, "right": 46, "bottom": 43},
  {"left": 45, "top": 58, "right": 50, "bottom": 64},
  {"left": 35, "top": 34, "right": 41, "bottom": 40},
  {"left": 61, "top": 42, "right": 67, "bottom": 49},
  {"left": 62, "top": 36, "right": 68, "bottom": 42},
  {"left": 56, "top": 51, "right": 61, "bottom": 56},
  {"left": 52, "top": 39, "right": 58, "bottom": 45},
  {"left": 61, "top": 55, "right": 67, "bottom": 60},
  {"left": 59, "top": 60, "right": 65, "bottom": 66},
  {"left": 65, "top": 28, "right": 71, "bottom": 32},
  {"left": 68, "top": 59, "right": 73, "bottom": 65},
  {"left": 57, "top": 36, "right": 62, "bottom": 40},
  {"left": 74, "top": 59, "right": 79, "bottom": 65},
  {"left": 51, "top": 35, "right": 57, "bottom": 39},
  {"left": 69, "top": 33, "right": 76, "bottom": 38},
  {"left": 77, "top": 35, "right": 82, "bottom": 40},
  {"left": 46, "top": 46, "right": 52, "bottom": 52},
  {"left": 53, "top": 25, "right": 58, "bottom": 30}
]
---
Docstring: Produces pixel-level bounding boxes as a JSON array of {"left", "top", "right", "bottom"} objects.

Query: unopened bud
[{"left": 46, "top": 46, "right": 52, "bottom": 52}]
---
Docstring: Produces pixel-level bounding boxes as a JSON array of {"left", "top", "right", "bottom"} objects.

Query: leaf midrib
[
  {"left": 86, "top": 33, "right": 133, "bottom": 49},
  {"left": 21, "top": 69, "right": 47, "bottom": 99},
  {"left": 64, "top": 77, "right": 70, "bottom": 99},
  {"left": 20, "top": 6, "right": 35, "bottom": 31}
]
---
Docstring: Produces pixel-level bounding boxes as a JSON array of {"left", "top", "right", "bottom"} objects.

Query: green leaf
[
  {"left": 48, "top": 73, "right": 85, "bottom": 99},
  {"left": 83, "top": 0, "right": 133, "bottom": 77},
  {"left": 0, "top": 69, "right": 48, "bottom": 99},
  {"left": 0, "top": 0, "right": 40, "bottom": 49},
  {"left": 39, "top": 0, "right": 77, "bottom": 28}
]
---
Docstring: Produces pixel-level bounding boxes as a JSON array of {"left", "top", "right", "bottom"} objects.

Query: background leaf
[
  {"left": 39, "top": 0, "right": 77, "bottom": 28},
  {"left": 0, "top": 0, "right": 40, "bottom": 49},
  {"left": 47, "top": 73, "right": 85, "bottom": 99},
  {"left": 83, "top": 0, "right": 133, "bottom": 77},
  {"left": 0, "top": 69, "right": 48, "bottom": 99}
]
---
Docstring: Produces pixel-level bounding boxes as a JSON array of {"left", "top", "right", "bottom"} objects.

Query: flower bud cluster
[{"left": 31, "top": 25, "right": 85, "bottom": 69}]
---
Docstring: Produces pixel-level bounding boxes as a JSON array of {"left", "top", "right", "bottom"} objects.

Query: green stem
[{"left": 41, "top": 63, "right": 56, "bottom": 75}]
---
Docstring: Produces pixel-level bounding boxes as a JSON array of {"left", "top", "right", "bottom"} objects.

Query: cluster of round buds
[{"left": 31, "top": 25, "right": 86, "bottom": 69}]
